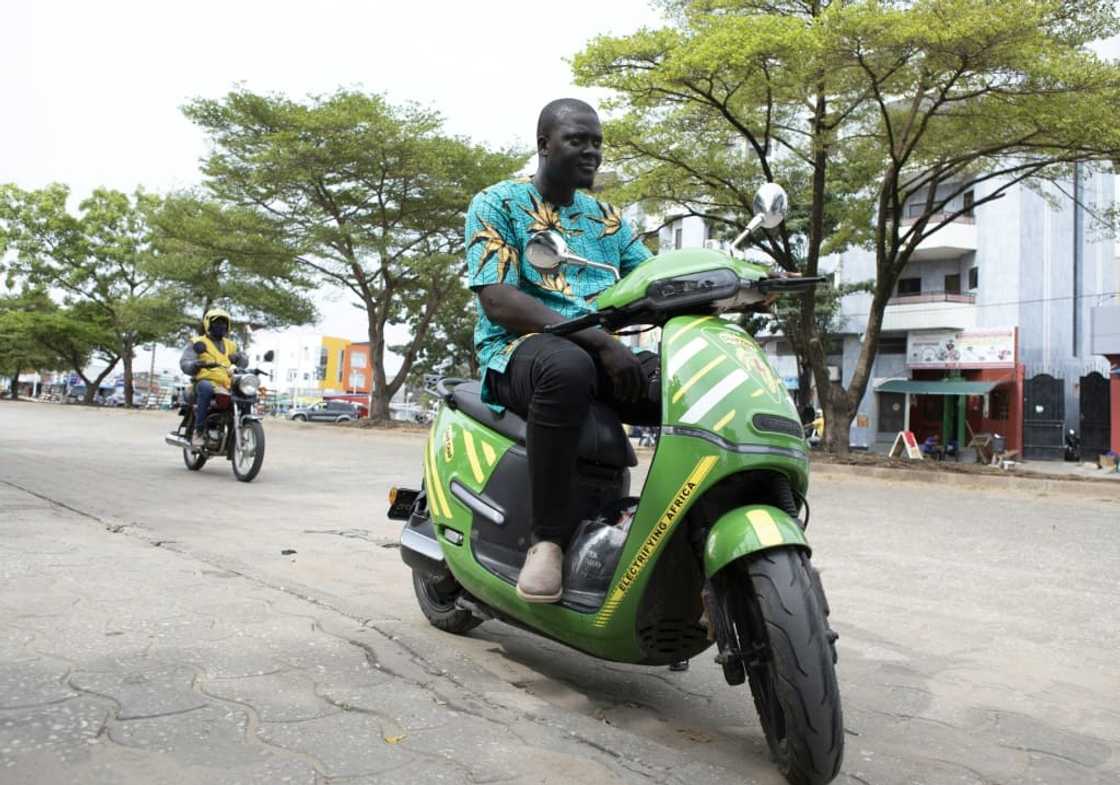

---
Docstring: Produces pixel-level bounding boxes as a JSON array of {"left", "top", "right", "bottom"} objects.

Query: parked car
[{"left": 287, "top": 400, "right": 360, "bottom": 423}]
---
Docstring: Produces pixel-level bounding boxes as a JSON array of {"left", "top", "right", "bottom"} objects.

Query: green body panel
[
  {"left": 661, "top": 315, "right": 807, "bottom": 485},
  {"left": 419, "top": 314, "right": 813, "bottom": 664},
  {"left": 422, "top": 406, "right": 514, "bottom": 529},
  {"left": 704, "top": 505, "right": 809, "bottom": 578},
  {"left": 595, "top": 248, "right": 770, "bottom": 310}
]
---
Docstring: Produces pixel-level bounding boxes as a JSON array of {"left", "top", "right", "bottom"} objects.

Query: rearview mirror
[
  {"left": 753, "top": 182, "right": 788, "bottom": 229},
  {"left": 525, "top": 231, "right": 566, "bottom": 271},
  {"left": 263, "top": 350, "right": 275, "bottom": 362}
]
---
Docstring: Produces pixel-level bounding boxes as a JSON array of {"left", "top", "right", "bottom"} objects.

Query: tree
[
  {"left": 0, "top": 291, "right": 69, "bottom": 398},
  {"left": 146, "top": 192, "right": 318, "bottom": 342},
  {"left": 183, "top": 89, "right": 525, "bottom": 420},
  {"left": 0, "top": 185, "right": 180, "bottom": 406},
  {"left": 574, "top": 0, "right": 1120, "bottom": 452},
  {"left": 396, "top": 274, "right": 479, "bottom": 389}
]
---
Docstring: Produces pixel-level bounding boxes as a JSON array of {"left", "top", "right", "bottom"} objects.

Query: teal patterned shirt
[{"left": 465, "top": 179, "right": 652, "bottom": 400}]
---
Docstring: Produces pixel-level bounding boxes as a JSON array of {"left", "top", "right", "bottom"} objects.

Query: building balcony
[
  {"left": 902, "top": 214, "right": 977, "bottom": 260},
  {"left": 882, "top": 291, "right": 977, "bottom": 332}
]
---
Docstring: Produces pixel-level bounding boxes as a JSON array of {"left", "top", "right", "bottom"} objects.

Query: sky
[
  {"left": 4, "top": 2, "right": 1118, "bottom": 375},
  {"left": 1, "top": 0, "right": 664, "bottom": 364}
]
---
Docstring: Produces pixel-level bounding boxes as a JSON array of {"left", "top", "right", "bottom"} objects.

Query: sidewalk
[{"left": 0, "top": 482, "right": 741, "bottom": 785}]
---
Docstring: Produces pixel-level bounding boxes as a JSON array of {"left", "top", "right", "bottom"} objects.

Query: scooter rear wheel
[
  {"left": 412, "top": 572, "right": 483, "bottom": 635},
  {"left": 734, "top": 548, "right": 843, "bottom": 785}
]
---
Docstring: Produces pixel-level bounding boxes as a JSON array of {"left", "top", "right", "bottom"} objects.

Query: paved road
[{"left": 1, "top": 402, "right": 1117, "bottom": 785}]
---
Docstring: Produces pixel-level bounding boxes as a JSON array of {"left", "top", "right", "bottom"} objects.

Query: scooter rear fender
[{"left": 704, "top": 504, "right": 809, "bottom": 578}]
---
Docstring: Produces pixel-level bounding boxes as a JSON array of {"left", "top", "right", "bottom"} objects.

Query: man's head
[
  {"left": 202, "top": 308, "right": 232, "bottom": 341},
  {"left": 536, "top": 98, "right": 602, "bottom": 192}
]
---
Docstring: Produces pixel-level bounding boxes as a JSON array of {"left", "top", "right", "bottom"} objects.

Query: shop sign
[{"left": 907, "top": 328, "right": 1015, "bottom": 369}]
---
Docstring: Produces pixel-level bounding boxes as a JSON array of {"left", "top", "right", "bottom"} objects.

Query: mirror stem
[{"left": 731, "top": 213, "right": 766, "bottom": 251}]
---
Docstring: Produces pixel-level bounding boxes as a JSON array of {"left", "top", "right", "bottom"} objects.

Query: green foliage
[
  {"left": 0, "top": 184, "right": 180, "bottom": 405},
  {"left": 575, "top": 0, "right": 1120, "bottom": 450},
  {"left": 183, "top": 88, "right": 526, "bottom": 418},
  {"left": 146, "top": 192, "right": 318, "bottom": 342}
]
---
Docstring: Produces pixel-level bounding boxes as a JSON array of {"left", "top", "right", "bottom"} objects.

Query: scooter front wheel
[
  {"left": 412, "top": 572, "right": 483, "bottom": 635},
  {"left": 734, "top": 548, "right": 843, "bottom": 785}
]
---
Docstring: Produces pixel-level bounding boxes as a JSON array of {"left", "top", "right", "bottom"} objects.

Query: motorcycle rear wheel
[
  {"left": 232, "top": 420, "right": 265, "bottom": 482},
  {"left": 733, "top": 548, "right": 843, "bottom": 785}
]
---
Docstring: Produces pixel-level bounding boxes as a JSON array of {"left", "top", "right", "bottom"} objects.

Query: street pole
[{"left": 148, "top": 343, "right": 157, "bottom": 407}]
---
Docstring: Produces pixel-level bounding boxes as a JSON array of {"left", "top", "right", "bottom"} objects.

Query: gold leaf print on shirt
[
  {"left": 588, "top": 201, "right": 623, "bottom": 238},
  {"left": 521, "top": 194, "right": 565, "bottom": 233},
  {"left": 469, "top": 221, "right": 519, "bottom": 283},
  {"left": 538, "top": 269, "right": 573, "bottom": 296}
]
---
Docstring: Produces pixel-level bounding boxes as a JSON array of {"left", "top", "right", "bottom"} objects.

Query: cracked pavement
[{"left": 1, "top": 402, "right": 1118, "bottom": 785}]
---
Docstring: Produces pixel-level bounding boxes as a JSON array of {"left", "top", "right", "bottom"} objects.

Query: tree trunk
[
  {"left": 7, "top": 369, "right": 19, "bottom": 399},
  {"left": 367, "top": 312, "right": 391, "bottom": 423},
  {"left": 821, "top": 392, "right": 853, "bottom": 455},
  {"left": 122, "top": 338, "right": 135, "bottom": 407},
  {"left": 82, "top": 358, "right": 119, "bottom": 405}
]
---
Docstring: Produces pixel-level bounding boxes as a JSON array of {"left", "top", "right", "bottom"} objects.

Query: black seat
[{"left": 449, "top": 381, "right": 637, "bottom": 468}]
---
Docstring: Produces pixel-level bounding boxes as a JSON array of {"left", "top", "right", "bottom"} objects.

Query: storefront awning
[{"left": 875, "top": 379, "right": 1000, "bottom": 396}]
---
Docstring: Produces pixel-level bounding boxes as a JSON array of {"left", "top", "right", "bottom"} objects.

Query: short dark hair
[{"left": 537, "top": 98, "right": 597, "bottom": 140}]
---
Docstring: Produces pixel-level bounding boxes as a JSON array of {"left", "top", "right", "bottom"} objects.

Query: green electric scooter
[{"left": 389, "top": 184, "right": 842, "bottom": 785}]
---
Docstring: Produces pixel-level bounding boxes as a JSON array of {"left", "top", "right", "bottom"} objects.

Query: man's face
[{"left": 539, "top": 110, "right": 603, "bottom": 191}]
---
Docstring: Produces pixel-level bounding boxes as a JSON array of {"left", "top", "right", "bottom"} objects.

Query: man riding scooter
[
  {"left": 179, "top": 308, "right": 248, "bottom": 451},
  {"left": 465, "top": 98, "right": 662, "bottom": 602}
]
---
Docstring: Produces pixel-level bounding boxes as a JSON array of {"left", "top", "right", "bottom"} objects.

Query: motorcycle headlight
[
  {"left": 645, "top": 268, "right": 740, "bottom": 309},
  {"left": 237, "top": 374, "right": 260, "bottom": 396}
]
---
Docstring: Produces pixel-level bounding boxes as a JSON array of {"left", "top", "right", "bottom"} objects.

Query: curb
[{"left": 810, "top": 461, "right": 1120, "bottom": 498}]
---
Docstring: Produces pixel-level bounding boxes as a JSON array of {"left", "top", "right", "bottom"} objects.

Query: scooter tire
[
  {"left": 183, "top": 447, "right": 207, "bottom": 471},
  {"left": 738, "top": 549, "right": 843, "bottom": 785},
  {"left": 412, "top": 572, "right": 483, "bottom": 635}
]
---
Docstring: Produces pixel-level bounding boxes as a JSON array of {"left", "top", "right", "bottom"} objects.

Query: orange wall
[{"left": 342, "top": 343, "right": 372, "bottom": 393}]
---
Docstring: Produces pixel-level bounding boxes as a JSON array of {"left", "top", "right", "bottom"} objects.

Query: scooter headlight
[
  {"left": 645, "top": 268, "right": 740, "bottom": 309},
  {"left": 236, "top": 374, "right": 260, "bottom": 396}
]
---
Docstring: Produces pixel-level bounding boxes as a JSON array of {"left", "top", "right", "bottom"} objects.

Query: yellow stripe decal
[
  {"left": 594, "top": 455, "right": 720, "bottom": 628},
  {"left": 672, "top": 356, "right": 726, "bottom": 404},
  {"left": 713, "top": 409, "right": 736, "bottom": 432},
  {"left": 747, "top": 508, "right": 784, "bottom": 547},
  {"left": 751, "top": 389, "right": 765, "bottom": 398},
  {"left": 481, "top": 440, "right": 497, "bottom": 468},
  {"left": 463, "top": 430, "right": 485, "bottom": 484},
  {"left": 426, "top": 437, "right": 452, "bottom": 519},
  {"left": 667, "top": 315, "right": 714, "bottom": 347}
]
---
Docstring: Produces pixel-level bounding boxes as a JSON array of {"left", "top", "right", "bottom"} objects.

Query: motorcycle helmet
[{"left": 202, "top": 308, "right": 232, "bottom": 340}]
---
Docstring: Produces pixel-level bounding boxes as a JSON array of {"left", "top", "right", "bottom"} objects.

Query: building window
[
  {"left": 319, "top": 347, "right": 328, "bottom": 369},
  {"left": 944, "top": 274, "right": 961, "bottom": 295},
  {"left": 897, "top": 277, "right": 921, "bottom": 296},
  {"left": 968, "top": 267, "right": 978, "bottom": 290},
  {"left": 287, "top": 369, "right": 297, "bottom": 382},
  {"left": 337, "top": 349, "right": 344, "bottom": 383},
  {"left": 303, "top": 372, "right": 309, "bottom": 381},
  {"left": 674, "top": 228, "right": 683, "bottom": 249},
  {"left": 351, "top": 352, "right": 366, "bottom": 369},
  {"left": 878, "top": 336, "right": 907, "bottom": 354},
  {"left": 963, "top": 190, "right": 975, "bottom": 217}
]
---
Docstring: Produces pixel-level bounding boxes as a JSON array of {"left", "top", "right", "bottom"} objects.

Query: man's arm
[
  {"left": 478, "top": 284, "right": 643, "bottom": 401},
  {"left": 179, "top": 344, "right": 201, "bottom": 377}
]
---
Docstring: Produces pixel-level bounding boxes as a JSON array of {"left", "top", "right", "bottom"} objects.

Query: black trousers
[{"left": 487, "top": 334, "right": 661, "bottom": 545}]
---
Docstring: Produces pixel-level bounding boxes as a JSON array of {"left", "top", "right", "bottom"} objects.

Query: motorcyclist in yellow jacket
[{"left": 178, "top": 308, "right": 248, "bottom": 450}]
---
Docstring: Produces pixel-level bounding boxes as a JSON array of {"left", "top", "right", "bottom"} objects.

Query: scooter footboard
[{"left": 704, "top": 504, "right": 809, "bottom": 578}]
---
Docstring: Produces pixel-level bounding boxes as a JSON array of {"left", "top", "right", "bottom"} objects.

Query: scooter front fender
[{"left": 704, "top": 504, "right": 809, "bottom": 578}]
